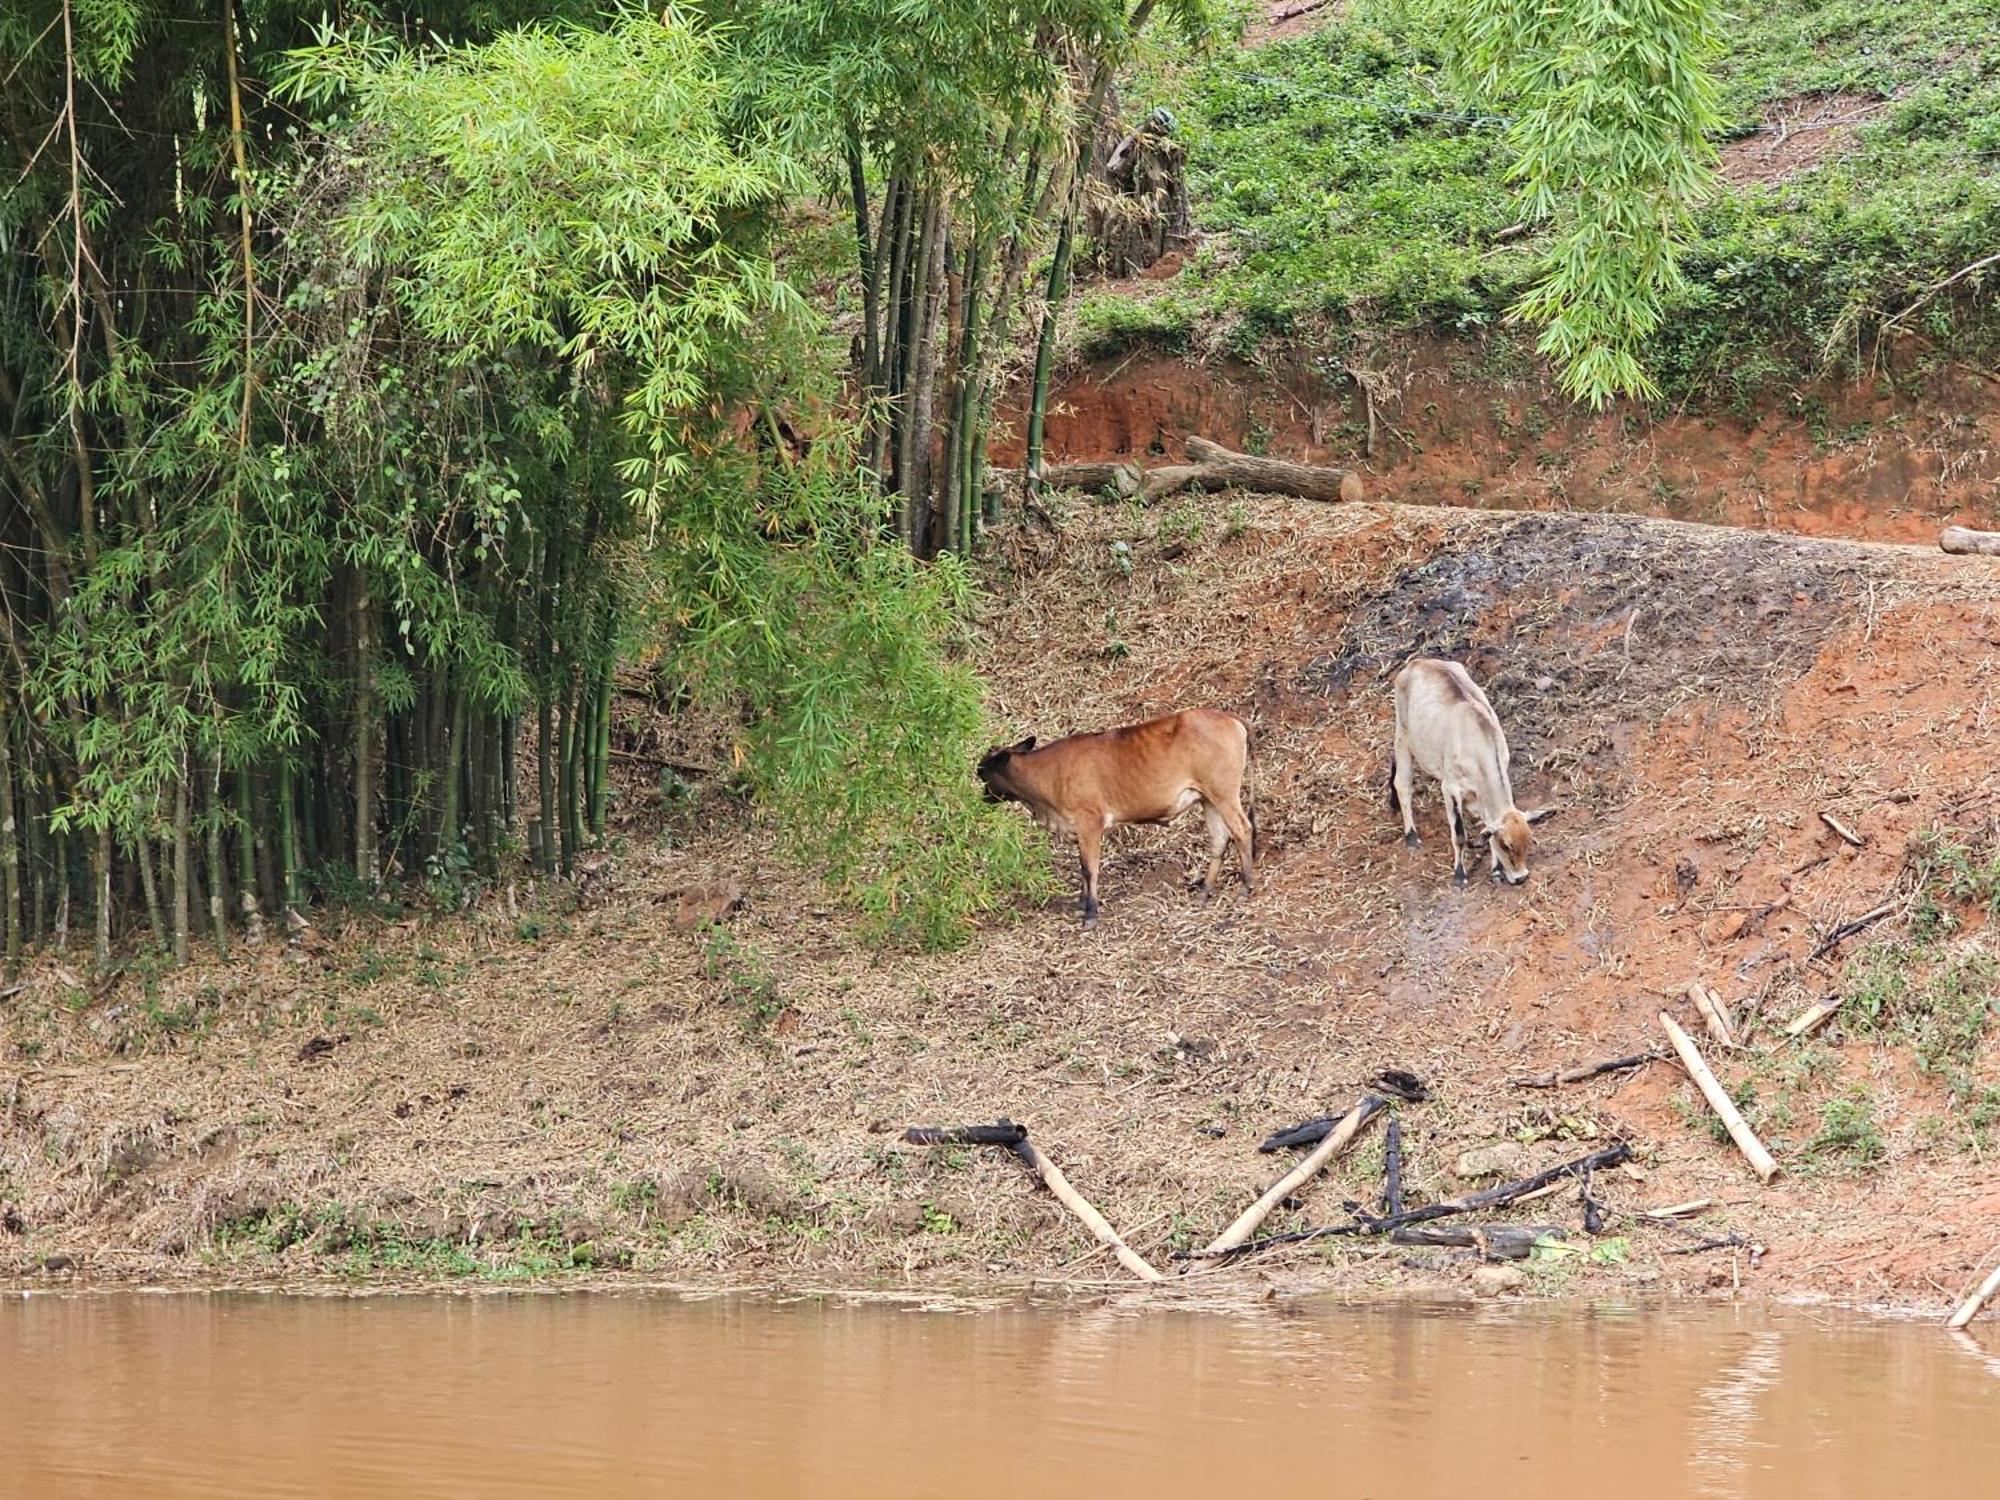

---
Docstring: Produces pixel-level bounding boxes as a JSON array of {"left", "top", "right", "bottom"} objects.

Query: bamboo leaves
[{"left": 1448, "top": 0, "right": 1724, "bottom": 405}]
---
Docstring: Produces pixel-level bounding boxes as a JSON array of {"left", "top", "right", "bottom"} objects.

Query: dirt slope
[
  {"left": 1007, "top": 338, "right": 2000, "bottom": 543},
  {"left": 5, "top": 496, "right": 1999, "bottom": 1309}
]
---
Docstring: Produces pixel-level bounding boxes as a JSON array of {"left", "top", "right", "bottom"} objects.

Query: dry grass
[{"left": 5, "top": 495, "right": 2000, "bottom": 1310}]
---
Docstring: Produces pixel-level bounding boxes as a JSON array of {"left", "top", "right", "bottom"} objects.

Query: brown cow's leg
[
  {"left": 1220, "top": 799, "right": 1256, "bottom": 893},
  {"left": 1197, "top": 804, "right": 1229, "bottom": 897},
  {"left": 1075, "top": 823, "right": 1104, "bottom": 929}
]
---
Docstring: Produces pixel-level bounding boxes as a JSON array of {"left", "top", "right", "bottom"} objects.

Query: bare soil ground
[{"left": 6, "top": 495, "right": 1999, "bottom": 1312}]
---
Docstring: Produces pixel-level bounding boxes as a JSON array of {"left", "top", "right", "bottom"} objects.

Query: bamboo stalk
[
  {"left": 1012, "top": 1140, "right": 1163, "bottom": 1283},
  {"left": 1690, "top": 982, "right": 1737, "bottom": 1049},
  {"left": 1659, "top": 1011, "right": 1780, "bottom": 1183},
  {"left": 0, "top": 702, "right": 18, "bottom": 965},
  {"left": 353, "top": 581, "right": 378, "bottom": 892},
  {"left": 234, "top": 766, "right": 263, "bottom": 944},
  {"left": 1948, "top": 1255, "right": 2000, "bottom": 1330},
  {"left": 91, "top": 823, "right": 110, "bottom": 969},
  {"left": 205, "top": 743, "right": 228, "bottom": 958},
  {"left": 1201, "top": 1095, "right": 1385, "bottom": 1257},
  {"left": 277, "top": 757, "right": 302, "bottom": 914}
]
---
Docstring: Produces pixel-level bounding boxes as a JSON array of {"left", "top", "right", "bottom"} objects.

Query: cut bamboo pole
[
  {"left": 1200, "top": 1095, "right": 1384, "bottom": 1258},
  {"left": 1947, "top": 1256, "right": 2000, "bottom": 1330},
  {"left": 1786, "top": 995, "right": 1844, "bottom": 1037},
  {"left": 1690, "top": 983, "right": 1738, "bottom": 1049},
  {"left": 1819, "top": 810, "right": 1865, "bottom": 847},
  {"left": 1012, "top": 1140, "right": 1162, "bottom": 1283},
  {"left": 1643, "top": 1198, "right": 1715, "bottom": 1220},
  {"left": 1660, "top": 1011, "right": 1780, "bottom": 1183}
]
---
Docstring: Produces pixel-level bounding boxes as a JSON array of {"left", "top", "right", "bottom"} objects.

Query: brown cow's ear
[
  {"left": 1522, "top": 806, "right": 1555, "bottom": 825},
  {"left": 1011, "top": 735, "right": 1037, "bottom": 754}
]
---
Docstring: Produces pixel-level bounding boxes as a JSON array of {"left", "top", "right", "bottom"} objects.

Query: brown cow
[{"left": 977, "top": 708, "right": 1256, "bottom": 929}]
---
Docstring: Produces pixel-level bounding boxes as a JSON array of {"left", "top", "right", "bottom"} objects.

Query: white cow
[{"left": 1389, "top": 658, "right": 1539, "bottom": 886}]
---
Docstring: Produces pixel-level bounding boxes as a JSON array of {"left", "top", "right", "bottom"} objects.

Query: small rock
[
  {"left": 1471, "top": 1264, "right": 1527, "bottom": 1297},
  {"left": 1455, "top": 1143, "right": 1529, "bottom": 1180},
  {"left": 669, "top": 878, "right": 743, "bottom": 932}
]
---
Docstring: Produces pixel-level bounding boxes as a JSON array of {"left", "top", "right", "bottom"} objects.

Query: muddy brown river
[{"left": 2, "top": 1294, "right": 1996, "bottom": 1497}]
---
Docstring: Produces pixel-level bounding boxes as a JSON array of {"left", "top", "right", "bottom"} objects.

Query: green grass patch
[{"left": 1106, "top": 0, "right": 2000, "bottom": 397}]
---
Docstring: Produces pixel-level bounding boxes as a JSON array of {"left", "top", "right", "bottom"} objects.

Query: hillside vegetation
[{"left": 1081, "top": 0, "right": 2000, "bottom": 405}]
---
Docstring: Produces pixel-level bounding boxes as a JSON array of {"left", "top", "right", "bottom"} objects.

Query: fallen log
[
  {"left": 1660, "top": 1011, "right": 1780, "bottom": 1183},
  {"left": 1948, "top": 1254, "right": 2000, "bottom": 1330},
  {"left": 1011, "top": 1139, "right": 1163, "bottom": 1283},
  {"left": 903, "top": 1122, "right": 1028, "bottom": 1147},
  {"left": 1200, "top": 1094, "right": 1386, "bottom": 1258},
  {"left": 1028, "top": 437, "right": 1365, "bottom": 509},
  {"left": 1381, "top": 1115, "right": 1405, "bottom": 1217},
  {"left": 1940, "top": 526, "right": 2000, "bottom": 557},
  {"left": 1183, "top": 436, "right": 1364, "bottom": 503},
  {"left": 1179, "top": 1141, "right": 1633, "bottom": 1259},
  {"left": 1391, "top": 1224, "right": 1565, "bottom": 1261},
  {"left": 1038, "top": 460, "right": 1142, "bottom": 498},
  {"left": 1510, "top": 1050, "right": 1664, "bottom": 1089}
]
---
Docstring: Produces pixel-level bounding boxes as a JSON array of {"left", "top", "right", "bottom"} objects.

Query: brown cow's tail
[{"left": 1386, "top": 762, "right": 1401, "bottom": 816}]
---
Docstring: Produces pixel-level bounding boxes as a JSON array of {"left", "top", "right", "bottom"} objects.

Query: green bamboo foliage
[
  {"left": 1447, "top": 0, "right": 1725, "bottom": 405},
  {"left": 0, "top": 2, "right": 1053, "bottom": 965}
]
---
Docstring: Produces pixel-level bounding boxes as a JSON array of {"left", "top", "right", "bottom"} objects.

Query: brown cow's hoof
[
  {"left": 1403, "top": 831, "right": 1421, "bottom": 849},
  {"left": 1188, "top": 880, "right": 1215, "bottom": 902},
  {"left": 1452, "top": 867, "right": 1469, "bottom": 888}
]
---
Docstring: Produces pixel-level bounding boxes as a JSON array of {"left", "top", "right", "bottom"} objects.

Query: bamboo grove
[
  {"left": 0, "top": 0, "right": 1167, "bottom": 965},
  {"left": 2, "top": 0, "right": 1722, "bottom": 966}
]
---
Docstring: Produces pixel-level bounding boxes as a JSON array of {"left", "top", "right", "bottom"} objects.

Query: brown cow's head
[
  {"left": 976, "top": 736, "right": 1040, "bottom": 804},
  {"left": 976, "top": 736, "right": 1036, "bottom": 803},
  {"left": 1488, "top": 808, "right": 1531, "bottom": 885}
]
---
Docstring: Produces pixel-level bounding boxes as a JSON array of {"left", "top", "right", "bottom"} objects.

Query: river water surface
[{"left": 3, "top": 1293, "right": 1996, "bottom": 1497}]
